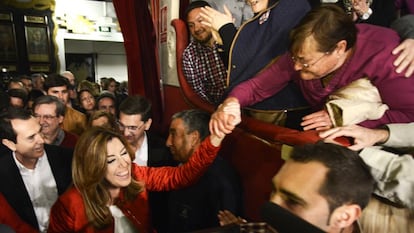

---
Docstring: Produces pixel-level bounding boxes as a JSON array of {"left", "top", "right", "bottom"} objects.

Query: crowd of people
[
  {"left": 182, "top": 0, "right": 414, "bottom": 233},
  {"left": 0, "top": 0, "right": 413, "bottom": 232}
]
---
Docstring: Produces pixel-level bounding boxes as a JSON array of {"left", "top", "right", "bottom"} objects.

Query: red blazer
[
  {"left": 0, "top": 193, "right": 38, "bottom": 233},
  {"left": 48, "top": 137, "right": 220, "bottom": 233}
]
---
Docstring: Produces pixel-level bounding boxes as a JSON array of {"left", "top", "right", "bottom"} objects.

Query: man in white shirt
[
  {"left": 0, "top": 108, "right": 73, "bottom": 232},
  {"left": 118, "top": 95, "right": 176, "bottom": 232}
]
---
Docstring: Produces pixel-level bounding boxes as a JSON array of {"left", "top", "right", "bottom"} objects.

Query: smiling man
[
  {"left": 0, "top": 108, "right": 73, "bottom": 232},
  {"left": 33, "top": 95, "right": 78, "bottom": 149},
  {"left": 182, "top": 0, "right": 227, "bottom": 105}
]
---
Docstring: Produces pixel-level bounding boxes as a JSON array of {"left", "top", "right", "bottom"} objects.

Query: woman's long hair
[{"left": 72, "top": 127, "right": 144, "bottom": 229}]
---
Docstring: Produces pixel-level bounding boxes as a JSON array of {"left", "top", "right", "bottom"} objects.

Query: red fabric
[
  {"left": 0, "top": 193, "right": 38, "bottom": 233},
  {"left": 60, "top": 130, "right": 79, "bottom": 149},
  {"left": 48, "top": 137, "right": 220, "bottom": 233},
  {"left": 112, "top": 0, "right": 163, "bottom": 128}
]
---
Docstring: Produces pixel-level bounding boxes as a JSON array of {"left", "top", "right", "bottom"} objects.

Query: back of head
[
  {"left": 289, "top": 4, "right": 357, "bottom": 55},
  {"left": 290, "top": 142, "right": 374, "bottom": 212},
  {"left": 33, "top": 95, "right": 66, "bottom": 117},
  {"left": 119, "top": 95, "right": 152, "bottom": 121},
  {"left": 184, "top": 0, "right": 211, "bottom": 20},
  {"left": 0, "top": 108, "right": 32, "bottom": 143},
  {"left": 172, "top": 109, "right": 210, "bottom": 141},
  {"left": 43, "top": 73, "right": 69, "bottom": 92}
]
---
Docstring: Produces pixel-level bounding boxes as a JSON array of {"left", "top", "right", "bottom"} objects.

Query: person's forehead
[
  {"left": 170, "top": 118, "right": 186, "bottom": 131},
  {"left": 99, "top": 97, "right": 114, "bottom": 105},
  {"left": 119, "top": 112, "right": 143, "bottom": 122},
  {"left": 11, "top": 118, "right": 39, "bottom": 137},
  {"left": 295, "top": 36, "right": 319, "bottom": 57},
  {"left": 187, "top": 8, "right": 202, "bottom": 22},
  {"left": 34, "top": 103, "right": 56, "bottom": 112},
  {"left": 274, "top": 161, "right": 328, "bottom": 197},
  {"left": 48, "top": 86, "right": 67, "bottom": 91}
]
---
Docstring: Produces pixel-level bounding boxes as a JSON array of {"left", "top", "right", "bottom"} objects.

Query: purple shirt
[
  {"left": 395, "top": 0, "right": 414, "bottom": 14},
  {"left": 229, "top": 24, "right": 414, "bottom": 128}
]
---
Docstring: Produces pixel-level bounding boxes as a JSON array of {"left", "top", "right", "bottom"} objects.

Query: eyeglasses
[
  {"left": 34, "top": 114, "right": 57, "bottom": 120},
  {"left": 117, "top": 121, "right": 145, "bottom": 131},
  {"left": 291, "top": 52, "right": 330, "bottom": 69}
]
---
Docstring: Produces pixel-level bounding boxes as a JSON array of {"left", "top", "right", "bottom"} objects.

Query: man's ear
[
  {"left": 334, "top": 40, "right": 347, "bottom": 57},
  {"left": 58, "top": 115, "right": 64, "bottom": 124},
  {"left": 144, "top": 118, "right": 152, "bottom": 130},
  {"left": 189, "top": 130, "right": 201, "bottom": 146},
  {"left": 329, "top": 204, "right": 361, "bottom": 230},
  {"left": 2, "top": 139, "right": 16, "bottom": 152}
]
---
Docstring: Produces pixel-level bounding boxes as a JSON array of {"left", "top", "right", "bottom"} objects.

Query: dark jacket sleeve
[{"left": 391, "top": 14, "right": 414, "bottom": 39}]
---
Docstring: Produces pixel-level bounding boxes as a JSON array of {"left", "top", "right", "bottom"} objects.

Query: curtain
[{"left": 112, "top": 0, "right": 163, "bottom": 126}]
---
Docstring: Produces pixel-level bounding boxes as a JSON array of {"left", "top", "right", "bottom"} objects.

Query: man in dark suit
[
  {"left": 118, "top": 95, "right": 177, "bottom": 232},
  {"left": 0, "top": 108, "right": 73, "bottom": 232}
]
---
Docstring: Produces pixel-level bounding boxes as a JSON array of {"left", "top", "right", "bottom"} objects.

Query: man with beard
[{"left": 182, "top": 1, "right": 227, "bottom": 105}]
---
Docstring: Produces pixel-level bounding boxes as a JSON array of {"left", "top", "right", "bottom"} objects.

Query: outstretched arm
[{"left": 319, "top": 124, "right": 389, "bottom": 151}]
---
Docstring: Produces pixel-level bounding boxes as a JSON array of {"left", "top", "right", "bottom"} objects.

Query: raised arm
[{"left": 136, "top": 105, "right": 240, "bottom": 191}]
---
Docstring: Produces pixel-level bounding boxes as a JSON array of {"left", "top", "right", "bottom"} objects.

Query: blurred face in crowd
[
  {"left": 105, "top": 137, "right": 132, "bottom": 197},
  {"left": 108, "top": 81, "right": 116, "bottom": 94},
  {"left": 118, "top": 112, "right": 151, "bottom": 150},
  {"left": 80, "top": 91, "right": 96, "bottom": 112},
  {"left": 33, "top": 76, "right": 45, "bottom": 90},
  {"left": 47, "top": 86, "right": 69, "bottom": 105},
  {"left": 166, "top": 118, "right": 198, "bottom": 163},
  {"left": 246, "top": 0, "right": 269, "bottom": 13},
  {"left": 187, "top": 8, "right": 212, "bottom": 45},
  {"left": 91, "top": 116, "right": 110, "bottom": 128},
  {"left": 98, "top": 97, "right": 116, "bottom": 116},
  {"left": 9, "top": 97, "right": 24, "bottom": 108},
  {"left": 21, "top": 79, "right": 33, "bottom": 92},
  {"left": 34, "top": 103, "right": 63, "bottom": 137}
]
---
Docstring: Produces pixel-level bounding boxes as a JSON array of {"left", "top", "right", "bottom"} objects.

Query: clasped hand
[{"left": 210, "top": 98, "right": 241, "bottom": 138}]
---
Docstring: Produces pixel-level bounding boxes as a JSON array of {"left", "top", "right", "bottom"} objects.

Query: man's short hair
[
  {"left": 43, "top": 73, "right": 70, "bottom": 92},
  {"left": 289, "top": 4, "right": 357, "bottom": 56},
  {"left": 290, "top": 142, "right": 374, "bottom": 213},
  {"left": 119, "top": 95, "right": 152, "bottom": 122},
  {"left": 172, "top": 109, "right": 210, "bottom": 141},
  {"left": 97, "top": 91, "right": 116, "bottom": 104},
  {"left": 184, "top": 0, "right": 211, "bottom": 20},
  {"left": 33, "top": 95, "right": 66, "bottom": 117},
  {"left": 0, "top": 108, "right": 32, "bottom": 143}
]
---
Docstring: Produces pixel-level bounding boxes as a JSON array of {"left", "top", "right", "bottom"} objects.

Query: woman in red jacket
[
  {"left": 48, "top": 120, "right": 236, "bottom": 233},
  {"left": 0, "top": 193, "right": 38, "bottom": 233}
]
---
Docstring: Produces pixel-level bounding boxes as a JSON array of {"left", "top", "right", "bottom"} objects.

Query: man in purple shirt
[{"left": 210, "top": 4, "right": 414, "bottom": 133}]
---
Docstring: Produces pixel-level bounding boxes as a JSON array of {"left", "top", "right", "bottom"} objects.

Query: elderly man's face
[
  {"left": 291, "top": 36, "right": 339, "bottom": 81},
  {"left": 270, "top": 160, "right": 333, "bottom": 232}
]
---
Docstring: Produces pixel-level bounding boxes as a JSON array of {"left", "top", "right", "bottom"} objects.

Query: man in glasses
[
  {"left": 118, "top": 95, "right": 177, "bottom": 232},
  {"left": 211, "top": 5, "right": 414, "bottom": 132},
  {"left": 33, "top": 95, "right": 78, "bottom": 149}
]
